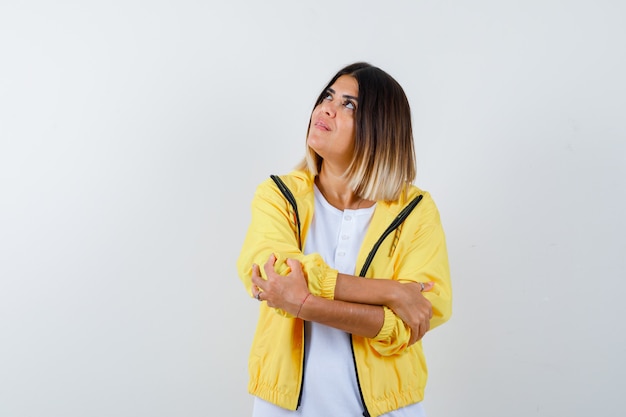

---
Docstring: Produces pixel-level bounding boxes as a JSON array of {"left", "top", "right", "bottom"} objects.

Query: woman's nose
[{"left": 320, "top": 99, "right": 336, "bottom": 117}]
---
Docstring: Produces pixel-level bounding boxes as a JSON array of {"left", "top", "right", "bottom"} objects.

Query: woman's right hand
[
  {"left": 388, "top": 281, "right": 434, "bottom": 346},
  {"left": 251, "top": 254, "right": 310, "bottom": 317}
]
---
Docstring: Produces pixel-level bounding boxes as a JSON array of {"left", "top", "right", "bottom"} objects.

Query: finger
[
  {"left": 410, "top": 315, "right": 431, "bottom": 345},
  {"left": 251, "top": 274, "right": 262, "bottom": 290},
  {"left": 251, "top": 269, "right": 265, "bottom": 291},
  {"left": 418, "top": 319, "right": 431, "bottom": 342},
  {"left": 285, "top": 257, "right": 298, "bottom": 269},
  {"left": 411, "top": 325, "right": 423, "bottom": 345},
  {"left": 421, "top": 282, "right": 435, "bottom": 292},
  {"left": 263, "top": 254, "right": 277, "bottom": 277},
  {"left": 251, "top": 263, "right": 261, "bottom": 279},
  {"left": 251, "top": 284, "right": 260, "bottom": 300},
  {"left": 408, "top": 320, "right": 419, "bottom": 346},
  {"left": 286, "top": 258, "right": 303, "bottom": 274}
]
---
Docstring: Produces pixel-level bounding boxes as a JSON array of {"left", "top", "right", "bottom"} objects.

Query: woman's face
[{"left": 307, "top": 75, "right": 359, "bottom": 169}]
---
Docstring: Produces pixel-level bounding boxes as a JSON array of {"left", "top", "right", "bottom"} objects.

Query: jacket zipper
[
  {"left": 296, "top": 319, "right": 305, "bottom": 408},
  {"left": 351, "top": 335, "right": 371, "bottom": 417}
]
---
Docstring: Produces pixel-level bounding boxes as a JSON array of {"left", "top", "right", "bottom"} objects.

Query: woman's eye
[
  {"left": 344, "top": 100, "right": 356, "bottom": 110},
  {"left": 323, "top": 92, "right": 333, "bottom": 101}
]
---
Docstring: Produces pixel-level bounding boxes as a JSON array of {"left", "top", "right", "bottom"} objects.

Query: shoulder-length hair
[{"left": 297, "top": 62, "right": 416, "bottom": 202}]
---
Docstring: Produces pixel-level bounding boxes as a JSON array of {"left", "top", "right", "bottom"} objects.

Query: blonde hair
[{"left": 297, "top": 63, "right": 416, "bottom": 202}]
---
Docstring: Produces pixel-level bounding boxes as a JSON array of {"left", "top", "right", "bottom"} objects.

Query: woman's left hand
[
  {"left": 251, "top": 254, "right": 310, "bottom": 316},
  {"left": 388, "top": 281, "right": 434, "bottom": 345}
]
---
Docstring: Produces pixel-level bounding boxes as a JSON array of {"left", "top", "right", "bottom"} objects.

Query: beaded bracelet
[{"left": 296, "top": 293, "right": 312, "bottom": 318}]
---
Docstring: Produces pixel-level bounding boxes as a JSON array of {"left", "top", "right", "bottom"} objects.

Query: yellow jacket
[{"left": 237, "top": 170, "right": 452, "bottom": 417}]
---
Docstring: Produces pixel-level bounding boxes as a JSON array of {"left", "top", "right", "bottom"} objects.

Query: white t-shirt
[{"left": 252, "top": 186, "right": 426, "bottom": 417}]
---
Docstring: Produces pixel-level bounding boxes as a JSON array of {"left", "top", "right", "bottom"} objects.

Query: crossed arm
[
  {"left": 251, "top": 254, "right": 434, "bottom": 346},
  {"left": 238, "top": 180, "right": 451, "bottom": 353}
]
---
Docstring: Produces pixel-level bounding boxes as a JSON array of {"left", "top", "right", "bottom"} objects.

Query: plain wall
[{"left": 1, "top": 1, "right": 625, "bottom": 416}]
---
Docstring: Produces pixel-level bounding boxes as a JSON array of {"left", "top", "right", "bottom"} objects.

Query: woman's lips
[{"left": 314, "top": 120, "right": 330, "bottom": 131}]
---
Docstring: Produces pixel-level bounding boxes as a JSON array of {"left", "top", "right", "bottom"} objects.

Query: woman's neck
[{"left": 316, "top": 167, "right": 374, "bottom": 211}]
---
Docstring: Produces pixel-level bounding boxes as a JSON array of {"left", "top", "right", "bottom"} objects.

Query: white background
[{"left": 1, "top": 1, "right": 625, "bottom": 416}]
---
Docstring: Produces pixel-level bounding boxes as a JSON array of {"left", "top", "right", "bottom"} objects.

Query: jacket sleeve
[
  {"left": 236, "top": 179, "right": 339, "bottom": 305},
  {"left": 367, "top": 196, "right": 452, "bottom": 356}
]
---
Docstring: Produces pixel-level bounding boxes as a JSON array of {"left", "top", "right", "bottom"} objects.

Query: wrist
[
  {"left": 377, "top": 279, "right": 400, "bottom": 308},
  {"left": 296, "top": 293, "right": 312, "bottom": 318}
]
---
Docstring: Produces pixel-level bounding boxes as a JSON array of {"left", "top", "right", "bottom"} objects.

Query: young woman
[{"left": 237, "top": 62, "right": 452, "bottom": 417}]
